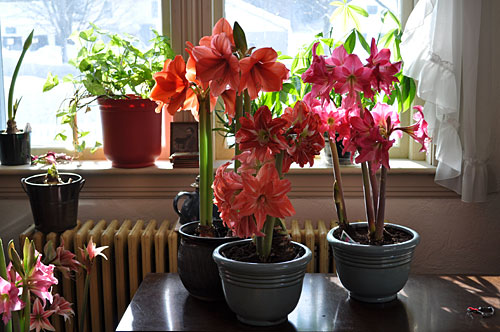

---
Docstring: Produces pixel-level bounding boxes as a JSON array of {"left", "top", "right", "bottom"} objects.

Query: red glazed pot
[{"left": 98, "top": 97, "right": 161, "bottom": 168}]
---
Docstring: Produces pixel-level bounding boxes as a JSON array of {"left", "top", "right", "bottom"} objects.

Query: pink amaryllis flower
[
  {"left": 396, "top": 105, "right": 430, "bottom": 152},
  {"left": 0, "top": 277, "right": 23, "bottom": 325},
  {"left": 198, "top": 18, "right": 235, "bottom": 48},
  {"left": 332, "top": 53, "right": 373, "bottom": 106},
  {"left": 80, "top": 238, "right": 108, "bottom": 275},
  {"left": 49, "top": 294, "right": 74, "bottom": 322},
  {"left": 192, "top": 33, "right": 240, "bottom": 97},
  {"left": 301, "top": 42, "right": 337, "bottom": 102},
  {"left": 236, "top": 105, "right": 288, "bottom": 162},
  {"left": 371, "top": 102, "right": 402, "bottom": 140},
  {"left": 305, "top": 92, "right": 344, "bottom": 141},
  {"left": 27, "top": 256, "right": 58, "bottom": 304},
  {"left": 53, "top": 242, "right": 81, "bottom": 278},
  {"left": 239, "top": 47, "right": 289, "bottom": 100},
  {"left": 30, "top": 298, "right": 55, "bottom": 332},
  {"left": 366, "top": 38, "right": 401, "bottom": 95},
  {"left": 233, "top": 163, "right": 295, "bottom": 232}
]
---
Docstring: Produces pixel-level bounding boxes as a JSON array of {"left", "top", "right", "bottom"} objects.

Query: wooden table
[{"left": 116, "top": 273, "right": 500, "bottom": 331}]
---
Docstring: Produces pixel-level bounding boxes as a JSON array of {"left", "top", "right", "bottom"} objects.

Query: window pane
[
  {"left": 0, "top": 0, "right": 161, "bottom": 148},
  {"left": 225, "top": 0, "right": 400, "bottom": 58}
]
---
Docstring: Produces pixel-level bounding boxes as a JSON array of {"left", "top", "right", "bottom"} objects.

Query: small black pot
[
  {"left": 178, "top": 221, "right": 238, "bottom": 301},
  {"left": 0, "top": 130, "right": 31, "bottom": 165},
  {"left": 21, "top": 173, "right": 85, "bottom": 233}
]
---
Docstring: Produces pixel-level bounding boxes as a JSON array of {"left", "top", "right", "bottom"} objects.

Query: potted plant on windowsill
[
  {"left": 0, "top": 30, "right": 33, "bottom": 166},
  {"left": 299, "top": 24, "right": 429, "bottom": 302},
  {"left": 21, "top": 162, "right": 85, "bottom": 233},
  {"left": 44, "top": 24, "right": 174, "bottom": 167}
]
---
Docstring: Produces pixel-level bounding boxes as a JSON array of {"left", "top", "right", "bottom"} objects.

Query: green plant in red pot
[
  {"left": 0, "top": 29, "right": 33, "bottom": 166},
  {"left": 44, "top": 24, "right": 174, "bottom": 167}
]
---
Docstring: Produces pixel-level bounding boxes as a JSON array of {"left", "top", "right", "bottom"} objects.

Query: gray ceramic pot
[
  {"left": 213, "top": 239, "right": 311, "bottom": 326},
  {"left": 327, "top": 222, "right": 420, "bottom": 303}
]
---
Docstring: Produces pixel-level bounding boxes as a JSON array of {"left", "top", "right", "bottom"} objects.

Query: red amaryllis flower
[
  {"left": 150, "top": 55, "right": 191, "bottom": 115},
  {"left": 332, "top": 53, "right": 373, "bottom": 99},
  {"left": 236, "top": 105, "right": 288, "bottom": 161},
  {"left": 226, "top": 215, "right": 264, "bottom": 239},
  {"left": 53, "top": 242, "right": 81, "bottom": 278},
  {"left": 233, "top": 163, "right": 295, "bottom": 232},
  {"left": 366, "top": 38, "right": 401, "bottom": 95},
  {"left": 192, "top": 33, "right": 240, "bottom": 97},
  {"left": 302, "top": 43, "right": 337, "bottom": 102},
  {"left": 30, "top": 298, "right": 55, "bottom": 332},
  {"left": 240, "top": 47, "right": 289, "bottom": 100},
  {"left": 282, "top": 101, "right": 325, "bottom": 172},
  {"left": 397, "top": 105, "right": 430, "bottom": 152},
  {"left": 0, "top": 277, "right": 23, "bottom": 324},
  {"left": 199, "top": 18, "right": 235, "bottom": 48},
  {"left": 213, "top": 162, "right": 243, "bottom": 224}
]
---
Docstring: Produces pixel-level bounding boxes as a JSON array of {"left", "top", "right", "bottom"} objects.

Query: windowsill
[
  {"left": 0, "top": 158, "right": 435, "bottom": 175},
  {"left": 0, "top": 158, "right": 456, "bottom": 199}
]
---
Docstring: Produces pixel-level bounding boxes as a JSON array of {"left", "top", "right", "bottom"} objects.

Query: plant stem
[
  {"left": 361, "top": 162, "right": 376, "bottom": 234},
  {"left": 375, "top": 166, "right": 387, "bottom": 241},
  {"left": 257, "top": 215, "right": 275, "bottom": 261},
  {"left": 79, "top": 274, "right": 90, "bottom": 332},
  {"left": 328, "top": 138, "right": 348, "bottom": 226},
  {"left": 234, "top": 94, "right": 243, "bottom": 171},
  {"left": 21, "top": 288, "right": 30, "bottom": 332},
  {"left": 198, "top": 95, "right": 213, "bottom": 227},
  {"left": 368, "top": 162, "right": 379, "bottom": 218},
  {"left": 11, "top": 312, "right": 19, "bottom": 332}
]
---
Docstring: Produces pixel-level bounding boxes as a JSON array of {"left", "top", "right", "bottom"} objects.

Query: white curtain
[{"left": 400, "top": 0, "right": 500, "bottom": 202}]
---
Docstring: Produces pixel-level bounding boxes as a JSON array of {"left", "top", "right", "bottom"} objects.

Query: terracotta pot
[
  {"left": 0, "top": 130, "right": 31, "bottom": 165},
  {"left": 177, "top": 221, "right": 238, "bottom": 301},
  {"left": 98, "top": 97, "right": 161, "bottom": 168},
  {"left": 213, "top": 239, "right": 312, "bottom": 326},
  {"left": 327, "top": 222, "right": 420, "bottom": 303},
  {"left": 21, "top": 173, "right": 85, "bottom": 233}
]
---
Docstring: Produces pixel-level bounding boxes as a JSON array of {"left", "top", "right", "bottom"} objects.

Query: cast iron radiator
[{"left": 20, "top": 219, "right": 336, "bottom": 332}]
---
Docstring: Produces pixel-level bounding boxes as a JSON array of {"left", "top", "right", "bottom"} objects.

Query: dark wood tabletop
[{"left": 116, "top": 273, "right": 500, "bottom": 331}]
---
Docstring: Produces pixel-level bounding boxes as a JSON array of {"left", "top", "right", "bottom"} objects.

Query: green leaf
[
  {"left": 62, "top": 73, "right": 74, "bottom": 83},
  {"left": 348, "top": 5, "right": 369, "bottom": 17},
  {"left": 330, "top": 1, "right": 345, "bottom": 6},
  {"left": 92, "top": 40, "right": 105, "bottom": 53},
  {"left": 43, "top": 72, "right": 59, "bottom": 92},
  {"left": 385, "top": 9, "right": 401, "bottom": 29},
  {"left": 282, "top": 83, "right": 298, "bottom": 96},
  {"left": 356, "top": 30, "right": 371, "bottom": 53},
  {"left": 0, "top": 239, "right": 7, "bottom": 280},
  {"left": 379, "top": 28, "right": 397, "bottom": 48},
  {"left": 233, "top": 21, "right": 248, "bottom": 54},
  {"left": 90, "top": 142, "right": 102, "bottom": 153},
  {"left": 78, "top": 58, "right": 91, "bottom": 72},
  {"left": 295, "top": 68, "right": 307, "bottom": 75},
  {"left": 278, "top": 54, "right": 293, "bottom": 60},
  {"left": 8, "top": 241, "right": 24, "bottom": 278},
  {"left": 83, "top": 79, "right": 106, "bottom": 96},
  {"left": 79, "top": 28, "right": 94, "bottom": 42},
  {"left": 401, "top": 76, "right": 416, "bottom": 112},
  {"left": 344, "top": 30, "right": 356, "bottom": 54},
  {"left": 54, "top": 133, "right": 68, "bottom": 141}
]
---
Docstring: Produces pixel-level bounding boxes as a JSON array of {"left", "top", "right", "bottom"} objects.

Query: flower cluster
[
  {"left": 0, "top": 238, "right": 107, "bottom": 332},
  {"left": 302, "top": 39, "right": 429, "bottom": 175},
  {"left": 150, "top": 18, "right": 289, "bottom": 122},
  {"left": 214, "top": 101, "right": 324, "bottom": 240}
]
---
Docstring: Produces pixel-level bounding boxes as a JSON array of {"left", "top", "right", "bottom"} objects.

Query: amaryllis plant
[
  {"left": 150, "top": 18, "right": 288, "bottom": 234},
  {"left": 0, "top": 237, "right": 107, "bottom": 332},
  {"left": 302, "top": 37, "right": 430, "bottom": 243},
  {"left": 214, "top": 101, "right": 325, "bottom": 261}
]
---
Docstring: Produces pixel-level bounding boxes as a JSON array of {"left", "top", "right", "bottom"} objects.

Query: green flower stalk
[
  {"left": 198, "top": 95, "right": 213, "bottom": 227},
  {"left": 7, "top": 29, "right": 33, "bottom": 134}
]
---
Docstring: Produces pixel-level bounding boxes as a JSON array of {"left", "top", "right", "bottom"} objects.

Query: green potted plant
[
  {"left": 44, "top": 24, "right": 174, "bottom": 167},
  {"left": 21, "top": 163, "right": 85, "bottom": 233},
  {"left": 0, "top": 30, "right": 33, "bottom": 165},
  {"left": 297, "top": 14, "right": 428, "bottom": 302}
]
